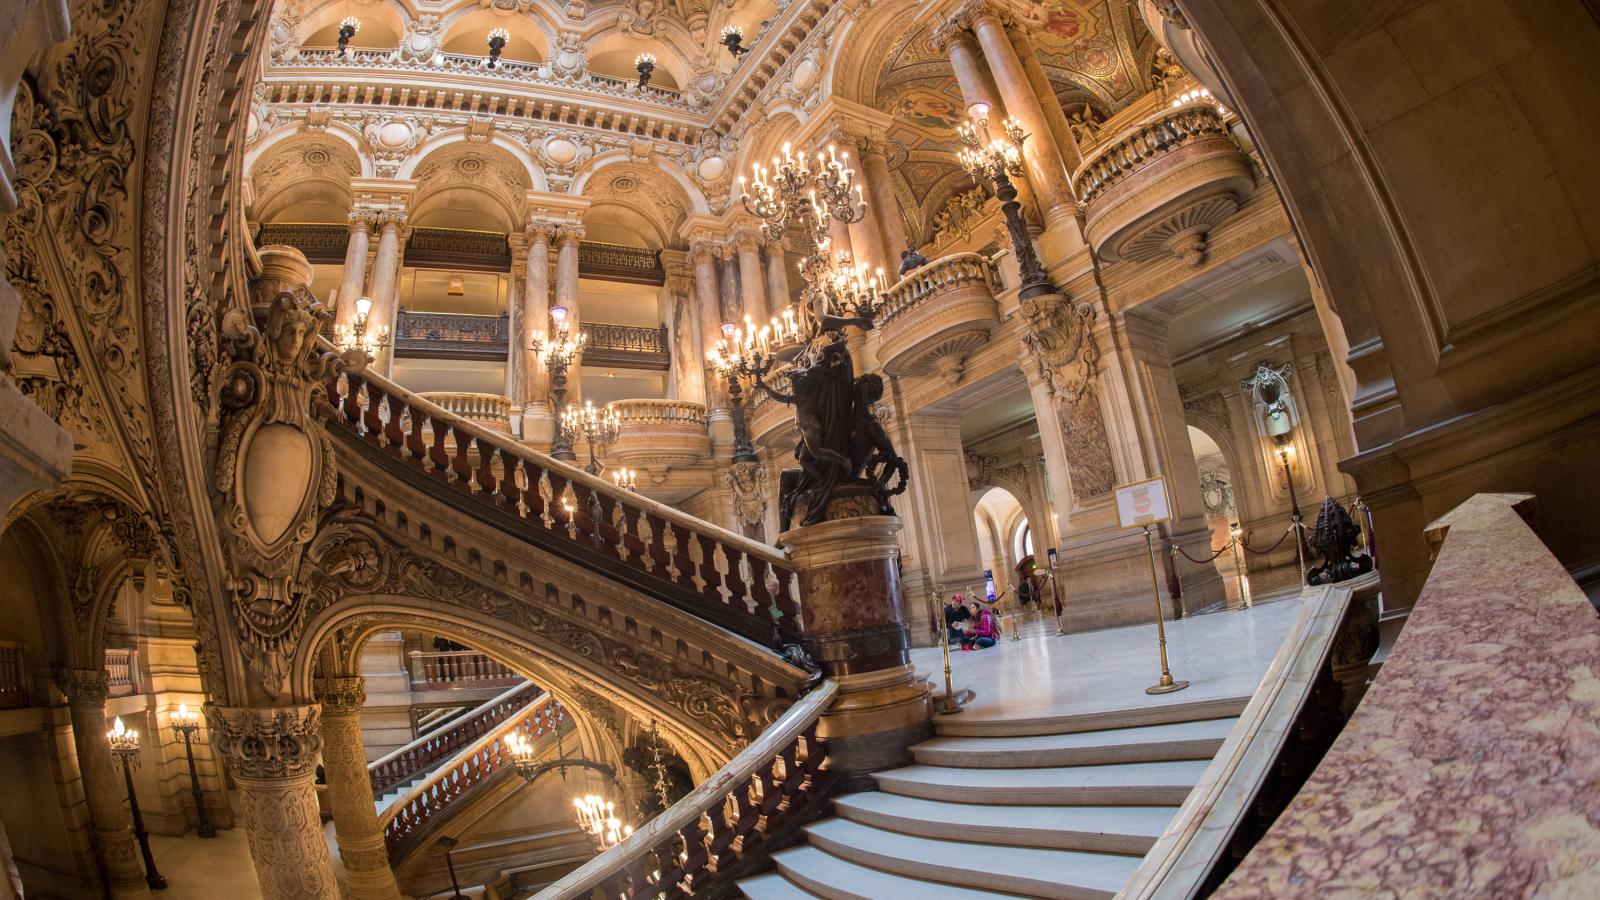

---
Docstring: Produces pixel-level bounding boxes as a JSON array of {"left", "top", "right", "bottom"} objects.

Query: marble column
[
  {"left": 861, "top": 141, "right": 911, "bottom": 268},
  {"left": 336, "top": 210, "right": 374, "bottom": 329},
  {"left": 316, "top": 678, "right": 401, "bottom": 900},
  {"left": 1008, "top": 25, "right": 1084, "bottom": 175},
  {"left": 780, "top": 517, "right": 931, "bottom": 790},
  {"left": 207, "top": 704, "right": 339, "bottom": 900},
  {"left": 521, "top": 221, "right": 555, "bottom": 440},
  {"left": 764, "top": 240, "right": 792, "bottom": 313},
  {"left": 364, "top": 211, "right": 407, "bottom": 377},
  {"left": 506, "top": 252, "right": 526, "bottom": 430},
  {"left": 934, "top": 24, "right": 1043, "bottom": 226},
  {"left": 554, "top": 223, "right": 585, "bottom": 410},
  {"left": 691, "top": 241, "right": 730, "bottom": 425},
  {"left": 717, "top": 245, "right": 742, "bottom": 326},
  {"left": 60, "top": 670, "right": 150, "bottom": 900},
  {"left": 734, "top": 230, "right": 769, "bottom": 325},
  {"left": 969, "top": 9, "right": 1077, "bottom": 229},
  {"left": 663, "top": 253, "right": 707, "bottom": 406}
]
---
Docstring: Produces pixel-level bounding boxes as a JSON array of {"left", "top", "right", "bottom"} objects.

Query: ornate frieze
[{"left": 313, "top": 676, "right": 366, "bottom": 716}]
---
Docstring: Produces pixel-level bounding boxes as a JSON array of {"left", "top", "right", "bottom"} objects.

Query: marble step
[
  {"left": 831, "top": 793, "right": 1171, "bottom": 855},
  {"left": 738, "top": 872, "right": 823, "bottom": 900},
  {"left": 768, "top": 845, "right": 1026, "bottom": 900},
  {"left": 874, "top": 759, "right": 1209, "bottom": 806},
  {"left": 802, "top": 818, "right": 1140, "bottom": 899},
  {"left": 913, "top": 717, "right": 1236, "bottom": 768},
  {"left": 935, "top": 696, "right": 1250, "bottom": 738}
]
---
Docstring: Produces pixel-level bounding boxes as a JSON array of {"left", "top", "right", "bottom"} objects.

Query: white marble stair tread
[
  {"left": 769, "top": 845, "right": 1028, "bottom": 900},
  {"left": 874, "top": 759, "right": 1209, "bottom": 806},
  {"left": 832, "top": 793, "right": 1172, "bottom": 854},
  {"left": 739, "top": 871, "right": 825, "bottom": 900},
  {"left": 934, "top": 696, "right": 1250, "bottom": 738},
  {"left": 803, "top": 818, "right": 1139, "bottom": 900},
  {"left": 914, "top": 717, "right": 1236, "bottom": 768}
]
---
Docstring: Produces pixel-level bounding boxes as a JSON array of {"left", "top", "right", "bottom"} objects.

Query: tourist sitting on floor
[
  {"left": 961, "top": 601, "right": 997, "bottom": 650},
  {"left": 944, "top": 592, "right": 971, "bottom": 645}
]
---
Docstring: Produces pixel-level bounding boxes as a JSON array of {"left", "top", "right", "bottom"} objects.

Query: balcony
[
  {"left": 1072, "top": 102, "right": 1254, "bottom": 267},
  {"left": 395, "top": 310, "right": 509, "bottom": 361},
  {"left": 604, "top": 399, "right": 711, "bottom": 474},
  {"left": 584, "top": 321, "right": 671, "bottom": 370},
  {"left": 418, "top": 392, "right": 512, "bottom": 433},
  {"left": 877, "top": 253, "right": 1004, "bottom": 386}
]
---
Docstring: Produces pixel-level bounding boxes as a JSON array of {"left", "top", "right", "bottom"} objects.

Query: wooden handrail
[
  {"left": 368, "top": 682, "right": 537, "bottom": 799},
  {"left": 536, "top": 679, "right": 838, "bottom": 899},
  {"left": 321, "top": 350, "right": 800, "bottom": 648}
]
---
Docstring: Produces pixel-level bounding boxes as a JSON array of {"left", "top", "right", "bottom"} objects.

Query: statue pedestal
[{"left": 781, "top": 514, "right": 931, "bottom": 790}]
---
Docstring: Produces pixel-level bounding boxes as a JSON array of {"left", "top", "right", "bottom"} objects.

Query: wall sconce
[
  {"left": 635, "top": 53, "right": 656, "bottom": 89},
  {"left": 487, "top": 27, "right": 510, "bottom": 68},
  {"left": 338, "top": 295, "right": 390, "bottom": 359},
  {"left": 337, "top": 17, "right": 360, "bottom": 57},
  {"left": 447, "top": 272, "right": 465, "bottom": 296},
  {"left": 721, "top": 26, "right": 749, "bottom": 57}
]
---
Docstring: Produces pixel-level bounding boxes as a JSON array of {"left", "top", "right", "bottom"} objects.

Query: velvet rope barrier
[{"left": 1239, "top": 525, "right": 1295, "bottom": 556}]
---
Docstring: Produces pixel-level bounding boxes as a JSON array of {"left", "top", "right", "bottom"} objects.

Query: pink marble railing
[
  {"left": 540, "top": 680, "right": 837, "bottom": 899},
  {"left": 380, "top": 692, "right": 568, "bottom": 860},
  {"left": 368, "top": 682, "right": 538, "bottom": 799},
  {"left": 1216, "top": 494, "right": 1599, "bottom": 897},
  {"left": 1072, "top": 102, "right": 1234, "bottom": 206},
  {"left": 408, "top": 649, "right": 521, "bottom": 690},
  {"left": 322, "top": 365, "right": 800, "bottom": 647},
  {"left": 876, "top": 252, "right": 1000, "bottom": 328}
]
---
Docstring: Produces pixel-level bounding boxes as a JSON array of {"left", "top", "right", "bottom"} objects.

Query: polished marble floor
[
  {"left": 912, "top": 589, "right": 1305, "bottom": 722},
  {"left": 149, "top": 827, "right": 262, "bottom": 900}
]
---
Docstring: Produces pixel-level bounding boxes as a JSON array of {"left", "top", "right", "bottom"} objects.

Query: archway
[{"left": 1187, "top": 424, "right": 1246, "bottom": 608}]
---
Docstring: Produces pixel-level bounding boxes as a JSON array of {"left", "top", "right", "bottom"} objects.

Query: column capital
[
  {"left": 373, "top": 208, "right": 408, "bottom": 230},
  {"left": 953, "top": 0, "right": 1013, "bottom": 29},
  {"left": 313, "top": 676, "right": 366, "bottom": 717},
  {"left": 347, "top": 208, "right": 377, "bottom": 230},
  {"left": 58, "top": 668, "right": 108, "bottom": 705},
  {"left": 525, "top": 217, "right": 559, "bottom": 243},
  {"left": 930, "top": 19, "right": 979, "bottom": 54},
  {"left": 733, "top": 229, "right": 763, "bottom": 254},
  {"left": 206, "top": 705, "right": 324, "bottom": 781},
  {"left": 555, "top": 222, "right": 586, "bottom": 245}
]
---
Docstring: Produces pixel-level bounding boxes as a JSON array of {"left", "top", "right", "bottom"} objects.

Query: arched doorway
[{"left": 1188, "top": 424, "right": 1247, "bottom": 607}]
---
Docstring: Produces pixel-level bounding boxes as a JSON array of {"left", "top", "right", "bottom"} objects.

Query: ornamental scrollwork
[{"left": 205, "top": 704, "right": 324, "bottom": 781}]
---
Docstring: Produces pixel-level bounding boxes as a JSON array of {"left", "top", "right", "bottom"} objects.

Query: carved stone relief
[{"left": 1020, "top": 294, "right": 1116, "bottom": 498}]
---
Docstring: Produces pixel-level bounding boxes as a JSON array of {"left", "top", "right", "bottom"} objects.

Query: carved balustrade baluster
[
  {"left": 618, "top": 504, "right": 647, "bottom": 567},
  {"left": 496, "top": 446, "right": 521, "bottom": 507},
  {"left": 703, "top": 792, "right": 738, "bottom": 873},
  {"left": 363, "top": 382, "right": 386, "bottom": 441},
  {"left": 677, "top": 815, "right": 710, "bottom": 891},
  {"left": 643, "top": 512, "right": 673, "bottom": 579},
  {"left": 591, "top": 491, "right": 619, "bottom": 557},
  {"left": 342, "top": 373, "right": 365, "bottom": 424},
  {"left": 696, "top": 534, "right": 723, "bottom": 604},
  {"left": 547, "top": 473, "right": 572, "bottom": 533},
  {"left": 426, "top": 414, "right": 451, "bottom": 477},
  {"left": 473, "top": 436, "right": 498, "bottom": 498},
  {"left": 567, "top": 481, "right": 596, "bottom": 545},
  {"left": 669, "top": 523, "right": 698, "bottom": 590},
  {"left": 383, "top": 392, "right": 406, "bottom": 450},
  {"left": 521, "top": 460, "right": 548, "bottom": 524},
  {"left": 449, "top": 424, "right": 475, "bottom": 488},
  {"left": 722, "top": 544, "right": 752, "bottom": 613},
  {"left": 404, "top": 402, "right": 428, "bottom": 462}
]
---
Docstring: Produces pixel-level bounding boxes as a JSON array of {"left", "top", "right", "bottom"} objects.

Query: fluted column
[
  {"left": 554, "top": 223, "right": 585, "bottom": 409},
  {"left": 663, "top": 253, "right": 707, "bottom": 406},
  {"left": 969, "top": 7, "right": 1077, "bottom": 228},
  {"left": 336, "top": 210, "right": 374, "bottom": 329},
  {"left": 734, "top": 230, "right": 769, "bottom": 324},
  {"left": 521, "top": 221, "right": 555, "bottom": 440},
  {"left": 207, "top": 704, "right": 339, "bottom": 899},
  {"left": 316, "top": 678, "right": 401, "bottom": 900},
  {"left": 691, "top": 241, "right": 729, "bottom": 423},
  {"left": 764, "top": 239, "right": 792, "bottom": 312},
  {"left": 61, "top": 670, "right": 150, "bottom": 900},
  {"left": 364, "top": 211, "right": 407, "bottom": 377},
  {"left": 861, "top": 141, "right": 911, "bottom": 266}
]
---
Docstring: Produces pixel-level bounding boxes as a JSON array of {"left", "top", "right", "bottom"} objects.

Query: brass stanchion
[
  {"left": 1292, "top": 516, "right": 1308, "bottom": 590},
  {"left": 1143, "top": 525, "right": 1190, "bottom": 695},
  {"left": 1169, "top": 543, "right": 1183, "bottom": 602},
  {"left": 935, "top": 607, "right": 964, "bottom": 715},
  {"left": 1047, "top": 549, "right": 1065, "bottom": 636}
]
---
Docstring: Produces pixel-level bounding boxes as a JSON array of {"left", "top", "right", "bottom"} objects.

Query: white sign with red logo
[{"left": 1114, "top": 476, "right": 1172, "bottom": 529}]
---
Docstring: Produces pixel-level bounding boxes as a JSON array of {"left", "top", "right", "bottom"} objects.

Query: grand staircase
[{"left": 740, "top": 696, "right": 1248, "bottom": 899}]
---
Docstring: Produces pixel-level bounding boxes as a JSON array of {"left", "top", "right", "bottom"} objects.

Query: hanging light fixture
[
  {"left": 721, "top": 25, "right": 749, "bottom": 57},
  {"left": 507, "top": 719, "right": 633, "bottom": 851},
  {"left": 336, "top": 16, "right": 360, "bottom": 57},
  {"left": 486, "top": 27, "right": 510, "bottom": 68},
  {"left": 635, "top": 53, "right": 656, "bottom": 90}
]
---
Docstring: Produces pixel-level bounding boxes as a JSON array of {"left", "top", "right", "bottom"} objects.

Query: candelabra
[
  {"left": 635, "top": 53, "right": 656, "bottom": 89},
  {"left": 956, "top": 103, "right": 1054, "bottom": 300},
  {"left": 707, "top": 312, "right": 803, "bottom": 463},
  {"left": 336, "top": 295, "right": 390, "bottom": 361},
  {"left": 507, "top": 725, "right": 632, "bottom": 851},
  {"left": 560, "top": 400, "right": 620, "bottom": 475},
  {"left": 487, "top": 27, "right": 509, "bottom": 68},
  {"left": 721, "top": 25, "right": 750, "bottom": 57},
  {"left": 106, "top": 718, "right": 167, "bottom": 890},
  {"left": 336, "top": 16, "right": 360, "bottom": 57},
  {"left": 610, "top": 467, "right": 638, "bottom": 492},
  {"left": 530, "top": 306, "right": 585, "bottom": 460},
  {"left": 170, "top": 704, "right": 215, "bottom": 838}
]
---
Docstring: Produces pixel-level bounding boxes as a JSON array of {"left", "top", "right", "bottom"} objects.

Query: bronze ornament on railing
[
  {"left": 368, "top": 682, "right": 540, "bottom": 799},
  {"left": 322, "top": 366, "right": 802, "bottom": 650}
]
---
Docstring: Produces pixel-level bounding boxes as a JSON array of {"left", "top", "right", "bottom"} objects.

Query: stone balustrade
[
  {"left": 417, "top": 392, "right": 511, "bottom": 433},
  {"left": 274, "top": 47, "right": 697, "bottom": 111},
  {"left": 104, "top": 647, "right": 139, "bottom": 697},
  {"left": 368, "top": 682, "right": 538, "bottom": 800},
  {"left": 877, "top": 253, "right": 1004, "bottom": 386},
  {"left": 408, "top": 649, "right": 521, "bottom": 689},
  {"left": 1071, "top": 101, "right": 1254, "bottom": 266},
  {"left": 605, "top": 399, "right": 714, "bottom": 474},
  {"left": 540, "top": 679, "right": 837, "bottom": 898}
]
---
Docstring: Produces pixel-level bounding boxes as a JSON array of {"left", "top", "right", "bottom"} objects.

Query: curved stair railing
[
  {"left": 381, "top": 692, "right": 569, "bottom": 861},
  {"left": 368, "top": 681, "right": 540, "bottom": 800},
  {"left": 323, "top": 366, "right": 800, "bottom": 648},
  {"left": 537, "top": 679, "right": 838, "bottom": 899}
]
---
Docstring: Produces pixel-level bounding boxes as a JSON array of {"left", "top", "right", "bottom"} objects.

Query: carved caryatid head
[{"left": 265, "top": 291, "right": 321, "bottom": 372}]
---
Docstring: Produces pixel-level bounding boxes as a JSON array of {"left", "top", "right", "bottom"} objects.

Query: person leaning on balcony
[{"left": 899, "top": 244, "right": 929, "bottom": 276}]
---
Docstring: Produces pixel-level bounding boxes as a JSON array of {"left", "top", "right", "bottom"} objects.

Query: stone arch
[
  {"left": 245, "top": 121, "right": 370, "bottom": 180},
  {"left": 292, "top": 0, "right": 409, "bottom": 52},
  {"left": 406, "top": 140, "right": 537, "bottom": 231},
  {"left": 570, "top": 152, "right": 710, "bottom": 219},
  {"left": 296, "top": 597, "right": 726, "bottom": 779},
  {"left": 1184, "top": 405, "right": 1250, "bottom": 524},
  {"left": 822, "top": 0, "right": 923, "bottom": 107},
  {"left": 730, "top": 110, "right": 802, "bottom": 185},
  {"left": 574, "top": 160, "right": 700, "bottom": 248},
  {"left": 583, "top": 27, "right": 694, "bottom": 91},
  {"left": 247, "top": 132, "right": 365, "bottom": 223},
  {"left": 437, "top": 6, "right": 550, "bottom": 64},
  {"left": 396, "top": 130, "right": 544, "bottom": 189}
]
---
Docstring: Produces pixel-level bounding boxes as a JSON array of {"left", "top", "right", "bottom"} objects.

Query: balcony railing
[
  {"left": 380, "top": 693, "right": 569, "bottom": 861},
  {"left": 606, "top": 400, "right": 714, "bottom": 471},
  {"left": 0, "top": 641, "right": 26, "bottom": 710},
  {"left": 583, "top": 321, "right": 670, "bottom": 369},
  {"left": 408, "top": 649, "right": 521, "bottom": 690},
  {"left": 394, "top": 310, "right": 509, "bottom": 361},
  {"left": 417, "top": 393, "right": 511, "bottom": 430},
  {"left": 877, "top": 253, "right": 1003, "bottom": 383},
  {"left": 540, "top": 680, "right": 837, "bottom": 898},
  {"left": 1072, "top": 103, "right": 1236, "bottom": 206},
  {"left": 578, "top": 241, "right": 665, "bottom": 286},
  {"left": 104, "top": 648, "right": 139, "bottom": 698},
  {"left": 608, "top": 399, "right": 707, "bottom": 429},
  {"left": 271, "top": 47, "right": 697, "bottom": 111},
  {"left": 369, "top": 682, "right": 539, "bottom": 800}
]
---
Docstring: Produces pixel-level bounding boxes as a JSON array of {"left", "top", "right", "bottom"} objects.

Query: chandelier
[
  {"left": 955, "top": 103, "right": 1054, "bottom": 300},
  {"left": 559, "top": 400, "right": 621, "bottom": 475},
  {"left": 507, "top": 723, "right": 632, "bottom": 851}
]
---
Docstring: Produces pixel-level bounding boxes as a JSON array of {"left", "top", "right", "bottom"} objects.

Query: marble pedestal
[{"left": 780, "top": 514, "right": 932, "bottom": 790}]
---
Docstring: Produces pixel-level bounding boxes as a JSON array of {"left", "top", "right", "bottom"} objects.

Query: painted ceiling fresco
[{"left": 871, "top": 0, "right": 1159, "bottom": 243}]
